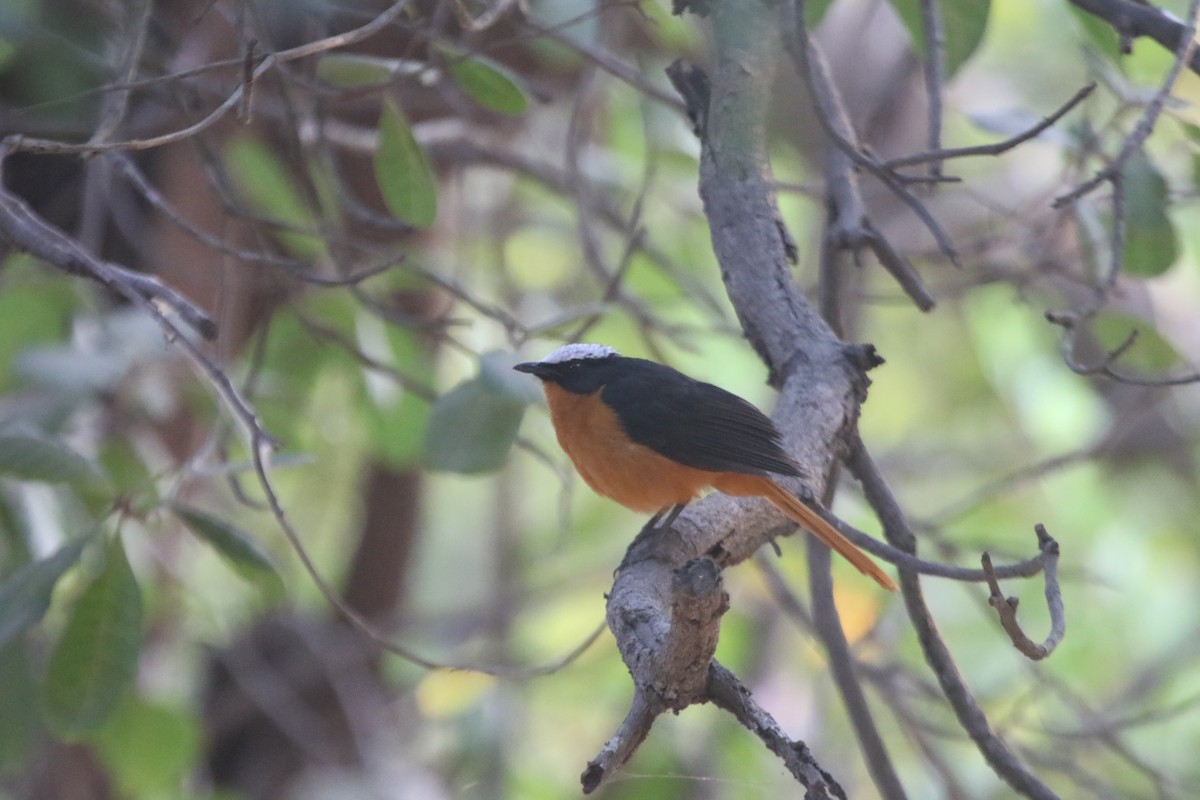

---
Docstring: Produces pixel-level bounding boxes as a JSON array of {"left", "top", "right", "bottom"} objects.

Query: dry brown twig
[{"left": 981, "top": 525, "right": 1066, "bottom": 662}]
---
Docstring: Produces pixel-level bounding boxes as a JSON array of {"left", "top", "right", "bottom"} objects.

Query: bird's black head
[{"left": 513, "top": 343, "right": 622, "bottom": 395}]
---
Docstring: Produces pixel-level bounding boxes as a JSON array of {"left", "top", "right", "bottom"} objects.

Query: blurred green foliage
[{"left": 0, "top": 0, "right": 1199, "bottom": 798}]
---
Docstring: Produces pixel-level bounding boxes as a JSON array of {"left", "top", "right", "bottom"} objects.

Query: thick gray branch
[{"left": 589, "top": 0, "right": 888, "bottom": 792}]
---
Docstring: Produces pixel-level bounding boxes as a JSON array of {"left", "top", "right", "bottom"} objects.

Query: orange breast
[{"left": 542, "top": 383, "right": 716, "bottom": 513}]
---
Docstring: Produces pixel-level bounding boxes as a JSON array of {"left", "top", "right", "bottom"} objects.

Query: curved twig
[
  {"left": 847, "top": 437, "right": 1063, "bottom": 800},
  {"left": 982, "top": 525, "right": 1066, "bottom": 661}
]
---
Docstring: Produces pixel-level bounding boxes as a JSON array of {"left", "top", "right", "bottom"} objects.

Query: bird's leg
[{"left": 651, "top": 503, "right": 687, "bottom": 529}]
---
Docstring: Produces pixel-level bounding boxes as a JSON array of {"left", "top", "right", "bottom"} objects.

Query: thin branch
[
  {"left": 524, "top": 17, "right": 686, "bottom": 111},
  {"left": 928, "top": 447, "right": 1098, "bottom": 526},
  {"left": 109, "top": 153, "right": 396, "bottom": 286},
  {"left": 806, "top": 320, "right": 904, "bottom": 798},
  {"left": 846, "top": 437, "right": 1062, "bottom": 800},
  {"left": 1055, "top": 0, "right": 1200, "bottom": 208},
  {"left": 882, "top": 84, "right": 1097, "bottom": 171},
  {"left": 89, "top": 0, "right": 154, "bottom": 146},
  {"left": 826, "top": 512, "right": 1047, "bottom": 582},
  {"left": 782, "top": 0, "right": 936, "bottom": 310},
  {"left": 6, "top": 0, "right": 416, "bottom": 156},
  {"left": 295, "top": 314, "right": 438, "bottom": 401},
  {"left": 0, "top": 146, "right": 218, "bottom": 341},
  {"left": 918, "top": 0, "right": 947, "bottom": 178},
  {"left": 708, "top": 662, "right": 847, "bottom": 799},
  {"left": 246, "top": 422, "right": 606, "bottom": 678},
  {"left": 580, "top": 691, "right": 660, "bottom": 794},
  {"left": 981, "top": 525, "right": 1066, "bottom": 661},
  {"left": 1045, "top": 310, "right": 1200, "bottom": 386},
  {"left": 780, "top": 9, "right": 957, "bottom": 268},
  {"left": 808, "top": 532, "right": 909, "bottom": 800},
  {"left": 449, "top": 0, "right": 518, "bottom": 32}
]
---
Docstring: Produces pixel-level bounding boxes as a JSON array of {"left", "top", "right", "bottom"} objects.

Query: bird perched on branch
[{"left": 515, "top": 343, "right": 896, "bottom": 591}]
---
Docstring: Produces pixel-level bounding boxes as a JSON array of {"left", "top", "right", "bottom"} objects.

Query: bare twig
[
  {"left": 929, "top": 447, "right": 1098, "bottom": 526},
  {"left": 524, "top": 17, "right": 686, "bottom": 111},
  {"left": 0, "top": 147, "right": 218, "bottom": 340},
  {"left": 847, "top": 437, "right": 1062, "bottom": 800},
  {"left": 781, "top": 3, "right": 961, "bottom": 274},
  {"left": 918, "top": 0, "right": 946, "bottom": 178},
  {"left": 708, "top": 662, "right": 847, "bottom": 799},
  {"left": 882, "top": 84, "right": 1097, "bottom": 171},
  {"left": 1045, "top": 310, "right": 1200, "bottom": 386},
  {"left": 783, "top": 0, "right": 936, "bottom": 310},
  {"left": 450, "top": 0, "right": 518, "bottom": 32},
  {"left": 109, "top": 153, "right": 396, "bottom": 286},
  {"left": 238, "top": 37, "right": 257, "bottom": 122},
  {"left": 1042, "top": 2, "right": 1200, "bottom": 386},
  {"left": 6, "top": 1, "right": 415, "bottom": 156},
  {"left": 808, "top": 532, "right": 909, "bottom": 800},
  {"left": 981, "top": 525, "right": 1066, "bottom": 661},
  {"left": 825, "top": 511, "right": 1048, "bottom": 582},
  {"left": 809, "top": 282, "right": 905, "bottom": 797},
  {"left": 1055, "top": 0, "right": 1200, "bottom": 208},
  {"left": 580, "top": 691, "right": 660, "bottom": 793}
]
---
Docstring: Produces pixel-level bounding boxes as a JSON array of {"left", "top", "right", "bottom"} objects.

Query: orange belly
[{"left": 543, "top": 383, "right": 717, "bottom": 513}]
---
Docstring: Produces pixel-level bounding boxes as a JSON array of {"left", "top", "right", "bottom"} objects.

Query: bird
[{"left": 514, "top": 343, "right": 897, "bottom": 591}]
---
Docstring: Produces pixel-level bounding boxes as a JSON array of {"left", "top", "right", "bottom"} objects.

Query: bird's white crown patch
[{"left": 540, "top": 343, "right": 618, "bottom": 364}]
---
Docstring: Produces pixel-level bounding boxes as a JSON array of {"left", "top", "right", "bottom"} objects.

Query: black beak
[{"left": 513, "top": 361, "right": 550, "bottom": 378}]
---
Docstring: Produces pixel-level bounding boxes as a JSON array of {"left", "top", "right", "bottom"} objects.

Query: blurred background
[{"left": 1, "top": 0, "right": 1199, "bottom": 797}]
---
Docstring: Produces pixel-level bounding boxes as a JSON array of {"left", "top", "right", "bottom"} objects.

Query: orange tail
[{"left": 716, "top": 474, "right": 898, "bottom": 591}]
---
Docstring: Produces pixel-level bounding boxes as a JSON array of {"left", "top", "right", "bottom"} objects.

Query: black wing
[{"left": 602, "top": 358, "right": 800, "bottom": 477}]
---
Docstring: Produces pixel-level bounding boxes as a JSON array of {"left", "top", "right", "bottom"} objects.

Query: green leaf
[
  {"left": 0, "top": 537, "right": 88, "bottom": 649},
  {"left": 891, "top": 0, "right": 991, "bottom": 77},
  {"left": 93, "top": 697, "right": 200, "bottom": 797},
  {"left": 43, "top": 535, "right": 143, "bottom": 738},
  {"left": 375, "top": 99, "right": 437, "bottom": 228},
  {"left": 170, "top": 504, "right": 280, "bottom": 584},
  {"left": 444, "top": 51, "right": 528, "bottom": 115},
  {"left": 1122, "top": 150, "right": 1178, "bottom": 277},
  {"left": 0, "top": 431, "right": 102, "bottom": 484},
  {"left": 224, "top": 136, "right": 328, "bottom": 260},
  {"left": 423, "top": 373, "right": 527, "bottom": 474},
  {"left": 316, "top": 53, "right": 397, "bottom": 87},
  {"left": 1090, "top": 312, "right": 1180, "bottom": 372}
]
